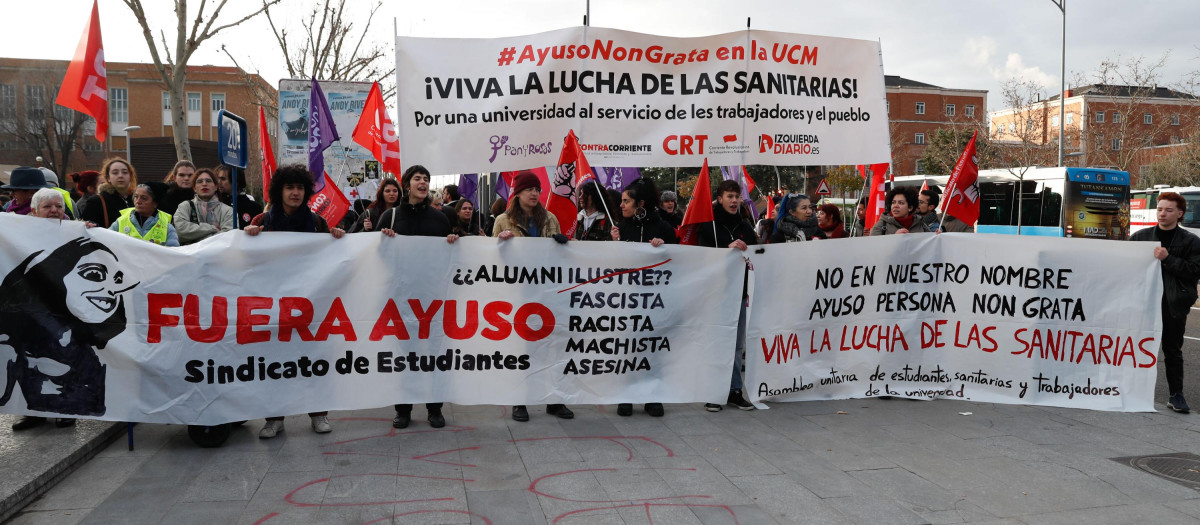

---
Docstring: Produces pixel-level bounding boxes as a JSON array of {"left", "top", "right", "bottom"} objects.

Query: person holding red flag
[
  {"left": 676, "top": 160, "right": 716, "bottom": 245},
  {"left": 56, "top": 0, "right": 107, "bottom": 142},
  {"left": 698, "top": 176, "right": 759, "bottom": 413},
  {"left": 546, "top": 130, "right": 594, "bottom": 237},
  {"left": 493, "top": 171, "right": 572, "bottom": 423}
]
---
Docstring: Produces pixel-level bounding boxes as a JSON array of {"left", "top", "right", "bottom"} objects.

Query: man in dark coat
[{"left": 1130, "top": 191, "right": 1200, "bottom": 414}]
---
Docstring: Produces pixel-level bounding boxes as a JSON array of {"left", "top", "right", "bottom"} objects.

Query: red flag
[
  {"left": 941, "top": 131, "right": 980, "bottom": 227},
  {"left": 920, "top": 178, "right": 929, "bottom": 193},
  {"left": 548, "top": 130, "right": 594, "bottom": 236},
  {"left": 677, "top": 159, "right": 716, "bottom": 245},
  {"left": 739, "top": 166, "right": 756, "bottom": 194},
  {"left": 309, "top": 171, "right": 351, "bottom": 227},
  {"left": 862, "top": 163, "right": 889, "bottom": 231},
  {"left": 351, "top": 82, "right": 402, "bottom": 176},
  {"left": 258, "top": 106, "right": 277, "bottom": 202},
  {"left": 55, "top": 0, "right": 107, "bottom": 141}
]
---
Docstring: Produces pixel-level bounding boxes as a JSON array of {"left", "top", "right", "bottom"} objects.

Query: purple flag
[
  {"left": 592, "top": 167, "right": 642, "bottom": 192},
  {"left": 495, "top": 174, "right": 511, "bottom": 201},
  {"left": 308, "top": 79, "right": 340, "bottom": 192},
  {"left": 458, "top": 173, "right": 478, "bottom": 204}
]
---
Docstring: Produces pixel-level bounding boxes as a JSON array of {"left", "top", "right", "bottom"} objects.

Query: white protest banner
[
  {"left": 744, "top": 234, "right": 1162, "bottom": 412},
  {"left": 395, "top": 27, "right": 889, "bottom": 172},
  {"left": 0, "top": 214, "right": 742, "bottom": 424}
]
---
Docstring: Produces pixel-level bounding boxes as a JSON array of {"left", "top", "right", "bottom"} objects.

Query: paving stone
[
  {"left": 680, "top": 434, "right": 781, "bottom": 477},
  {"left": 1019, "top": 502, "right": 1198, "bottom": 525},
  {"left": 728, "top": 474, "right": 851, "bottom": 524},
  {"left": 464, "top": 489, "right": 547, "bottom": 525}
]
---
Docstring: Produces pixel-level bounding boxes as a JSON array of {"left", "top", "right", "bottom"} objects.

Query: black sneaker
[
  {"left": 11, "top": 416, "right": 46, "bottom": 431},
  {"left": 546, "top": 404, "right": 574, "bottom": 419},
  {"left": 427, "top": 410, "right": 446, "bottom": 428},
  {"left": 617, "top": 403, "right": 633, "bottom": 416},
  {"left": 392, "top": 411, "right": 411, "bottom": 429},
  {"left": 644, "top": 403, "right": 665, "bottom": 417},
  {"left": 55, "top": 418, "right": 76, "bottom": 428},
  {"left": 704, "top": 403, "right": 723, "bottom": 412},
  {"left": 1168, "top": 393, "right": 1191, "bottom": 414},
  {"left": 727, "top": 390, "right": 755, "bottom": 411},
  {"left": 511, "top": 405, "right": 530, "bottom": 422}
]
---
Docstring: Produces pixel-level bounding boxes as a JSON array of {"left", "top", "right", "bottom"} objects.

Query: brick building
[
  {"left": 0, "top": 58, "right": 275, "bottom": 192},
  {"left": 885, "top": 75, "right": 988, "bottom": 176},
  {"left": 988, "top": 84, "right": 1200, "bottom": 181}
]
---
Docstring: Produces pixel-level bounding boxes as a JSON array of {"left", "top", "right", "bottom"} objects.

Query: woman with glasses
[{"left": 173, "top": 168, "right": 233, "bottom": 245}]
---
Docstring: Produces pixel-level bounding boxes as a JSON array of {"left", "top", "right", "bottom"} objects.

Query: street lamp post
[
  {"left": 1050, "top": 0, "right": 1066, "bottom": 167},
  {"left": 123, "top": 125, "right": 141, "bottom": 166}
]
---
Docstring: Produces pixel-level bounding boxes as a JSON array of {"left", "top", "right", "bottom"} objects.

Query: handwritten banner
[
  {"left": 395, "top": 27, "right": 890, "bottom": 172},
  {"left": 0, "top": 215, "right": 742, "bottom": 424},
  {"left": 744, "top": 233, "right": 1163, "bottom": 412}
]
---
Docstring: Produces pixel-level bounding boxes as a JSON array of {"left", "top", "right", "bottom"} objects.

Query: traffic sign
[{"left": 816, "top": 178, "right": 831, "bottom": 195}]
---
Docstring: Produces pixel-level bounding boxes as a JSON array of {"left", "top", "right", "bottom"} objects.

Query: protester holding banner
[
  {"left": 816, "top": 203, "right": 847, "bottom": 239},
  {"left": 609, "top": 178, "right": 677, "bottom": 417},
  {"left": 658, "top": 191, "right": 683, "bottom": 228},
  {"left": 349, "top": 178, "right": 400, "bottom": 233},
  {"left": 215, "top": 165, "right": 263, "bottom": 230},
  {"left": 244, "top": 165, "right": 344, "bottom": 438},
  {"left": 110, "top": 182, "right": 179, "bottom": 247},
  {"left": 160, "top": 160, "right": 196, "bottom": 216},
  {"left": 81, "top": 158, "right": 136, "bottom": 228},
  {"left": 493, "top": 170, "right": 572, "bottom": 422},
  {"left": 375, "top": 165, "right": 454, "bottom": 429},
  {"left": 173, "top": 169, "right": 233, "bottom": 245},
  {"left": 699, "top": 179, "right": 757, "bottom": 412},
  {"left": 574, "top": 181, "right": 615, "bottom": 241},
  {"left": 450, "top": 200, "right": 484, "bottom": 237},
  {"left": 1130, "top": 192, "right": 1200, "bottom": 414},
  {"left": 28, "top": 188, "right": 68, "bottom": 221},
  {"left": 39, "top": 168, "right": 78, "bottom": 220},
  {"left": 869, "top": 187, "right": 929, "bottom": 236},
  {"left": 771, "top": 194, "right": 824, "bottom": 243}
]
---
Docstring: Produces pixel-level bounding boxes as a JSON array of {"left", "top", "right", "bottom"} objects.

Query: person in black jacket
[
  {"left": 80, "top": 158, "right": 137, "bottom": 228},
  {"left": 350, "top": 178, "right": 400, "bottom": 233},
  {"left": 244, "top": 165, "right": 345, "bottom": 439},
  {"left": 609, "top": 178, "right": 677, "bottom": 417},
  {"left": 658, "top": 190, "right": 683, "bottom": 228},
  {"left": 377, "top": 165, "right": 457, "bottom": 429},
  {"left": 1130, "top": 191, "right": 1200, "bottom": 414},
  {"left": 699, "top": 179, "right": 757, "bottom": 412},
  {"left": 574, "top": 181, "right": 616, "bottom": 241},
  {"left": 160, "top": 160, "right": 196, "bottom": 216},
  {"left": 216, "top": 165, "right": 264, "bottom": 229}
]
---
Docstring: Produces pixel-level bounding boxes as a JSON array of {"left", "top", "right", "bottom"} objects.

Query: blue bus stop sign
[{"left": 217, "top": 110, "right": 248, "bottom": 169}]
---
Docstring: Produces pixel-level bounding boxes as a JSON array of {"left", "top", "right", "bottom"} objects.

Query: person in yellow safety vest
[
  {"left": 110, "top": 181, "right": 179, "bottom": 247},
  {"left": 39, "top": 167, "right": 77, "bottom": 220}
]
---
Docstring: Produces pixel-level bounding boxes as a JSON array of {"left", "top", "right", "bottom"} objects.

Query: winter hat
[
  {"left": 138, "top": 181, "right": 169, "bottom": 204},
  {"left": 660, "top": 190, "right": 678, "bottom": 203},
  {"left": 40, "top": 168, "right": 59, "bottom": 188},
  {"left": 2, "top": 167, "right": 51, "bottom": 190},
  {"left": 511, "top": 170, "right": 541, "bottom": 196}
]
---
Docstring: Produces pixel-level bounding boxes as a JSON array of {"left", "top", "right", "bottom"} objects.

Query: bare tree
[
  {"left": 1074, "top": 54, "right": 1180, "bottom": 174},
  {"left": 264, "top": 0, "right": 396, "bottom": 97},
  {"left": 989, "top": 78, "right": 1059, "bottom": 175},
  {"left": 121, "top": 0, "right": 283, "bottom": 162},
  {"left": 1, "top": 78, "right": 92, "bottom": 177}
]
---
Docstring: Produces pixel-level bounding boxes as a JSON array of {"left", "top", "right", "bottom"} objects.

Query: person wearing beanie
[
  {"left": 110, "top": 181, "right": 180, "bottom": 246},
  {"left": 658, "top": 190, "right": 683, "bottom": 228},
  {"left": 492, "top": 170, "right": 572, "bottom": 422},
  {"left": 816, "top": 203, "right": 847, "bottom": 239},
  {"left": 377, "top": 165, "right": 459, "bottom": 431}
]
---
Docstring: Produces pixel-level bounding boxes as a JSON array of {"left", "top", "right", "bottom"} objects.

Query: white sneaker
[
  {"left": 259, "top": 419, "right": 284, "bottom": 439},
  {"left": 310, "top": 415, "right": 332, "bottom": 433}
]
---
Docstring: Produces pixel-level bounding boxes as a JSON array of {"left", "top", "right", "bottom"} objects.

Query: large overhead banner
[
  {"left": 395, "top": 27, "right": 890, "bottom": 172},
  {"left": 744, "top": 234, "right": 1162, "bottom": 412},
  {"left": 0, "top": 215, "right": 742, "bottom": 425}
]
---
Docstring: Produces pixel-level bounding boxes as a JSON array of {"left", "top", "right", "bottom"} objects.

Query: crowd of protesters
[{"left": 5, "top": 158, "right": 1192, "bottom": 440}]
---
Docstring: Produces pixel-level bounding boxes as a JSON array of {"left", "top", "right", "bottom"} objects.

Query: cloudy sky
[{"left": 4, "top": 0, "right": 1198, "bottom": 111}]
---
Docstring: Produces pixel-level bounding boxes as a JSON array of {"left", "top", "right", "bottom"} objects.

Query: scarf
[{"left": 894, "top": 214, "right": 915, "bottom": 229}]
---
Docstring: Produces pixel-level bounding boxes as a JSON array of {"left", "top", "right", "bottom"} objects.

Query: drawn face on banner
[{"left": 63, "top": 250, "right": 128, "bottom": 324}]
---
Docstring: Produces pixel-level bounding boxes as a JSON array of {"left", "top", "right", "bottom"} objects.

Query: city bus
[
  {"left": 1130, "top": 186, "right": 1200, "bottom": 236},
  {"left": 895, "top": 167, "right": 1131, "bottom": 239}
]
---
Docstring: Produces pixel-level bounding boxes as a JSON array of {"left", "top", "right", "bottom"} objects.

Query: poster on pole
[
  {"left": 278, "top": 79, "right": 382, "bottom": 202},
  {"left": 0, "top": 215, "right": 742, "bottom": 424},
  {"left": 744, "top": 234, "right": 1162, "bottom": 412},
  {"left": 395, "top": 26, "right": 890, "bottom": 172}
]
